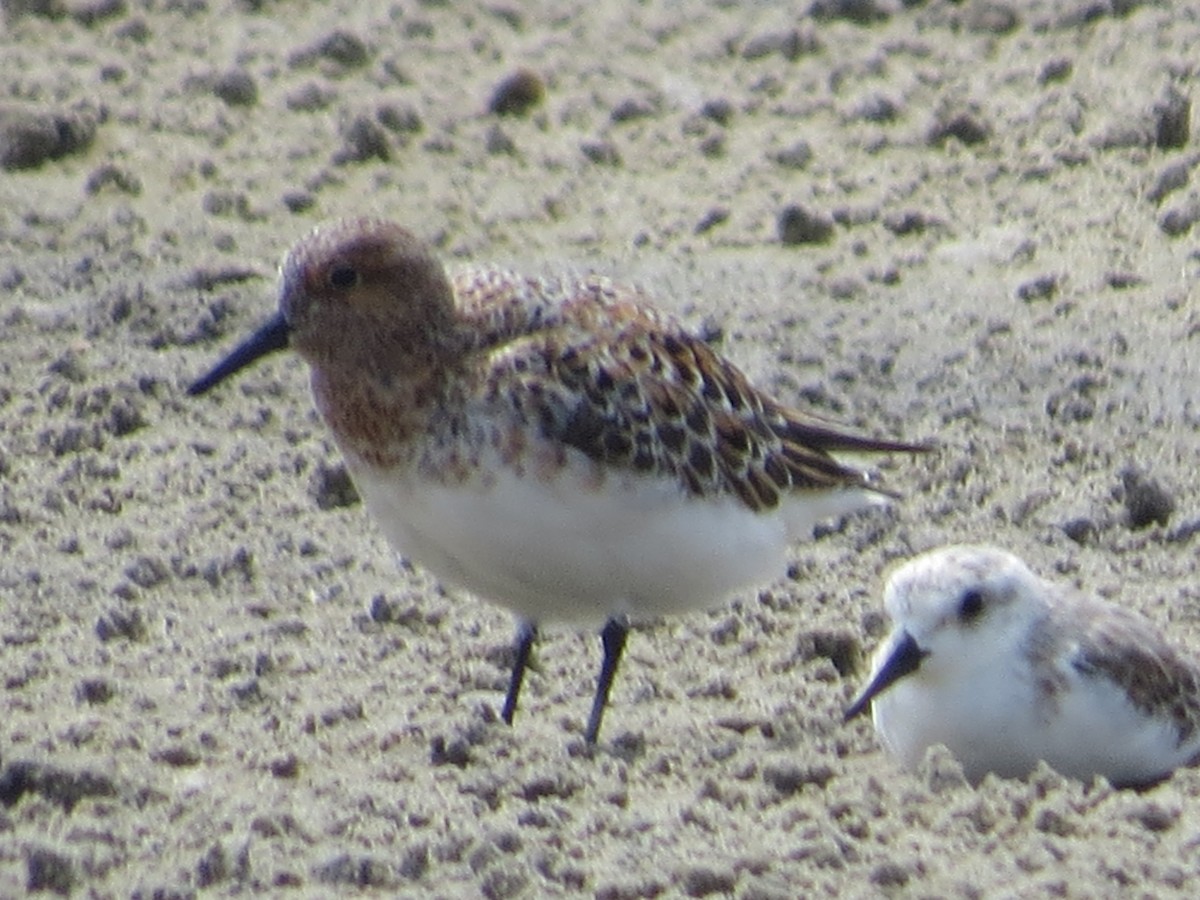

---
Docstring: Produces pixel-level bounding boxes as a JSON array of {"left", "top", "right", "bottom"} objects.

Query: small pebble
[
  {"left": 965, "top": 1, "right": 1019, "bottom": 34},
  {"left": 694, "top": 207, "right": 729, "bottom": 234},
  {"left": 283, "top": 191, "right": 315, "bottom": 213},
  {"left": 290, "top": 30, "right": 371, "bottom": 69},
  {"left": 64, "top": 0, "right": 126, "bottom": 26},
  {"left": 485, "top": 124, "right": 516, "bottom": 155},
  {"left": 810, "top": 0, "right": 892, "bottom": 24},
  {"left": 740, "top": 28, "right": 818, "bottom": 61},
  {"left": 700, "top": 98, "right": 734, "bottom": 126},
  {"left": 1154, "top": 85, "right": 1190, "bottom": 151},
  {"left": 929, "top": 108, "right": 991, "bottom": 146},
  {"left": 778, "top": 204, "right": 834, "bottom": 245},
  {"left": 581, "top": 139, "right": 621, "bottom": 166},
  {"left": 85, "top": 164, "right": 142, "bottom": 195},
  {"left": 856, "top": 93, "right": 900, "bottom": 123},
  {"left": 1159, "top": 194, "right": 1200, "bottom": 236},
  {"left": 1147, "top": 159, "right": 1190, "bottom": 205},
  {"left": 0, "top": 104, "right": 99, "bottom": 170},
  {"left": 212, "top": 69, "right": 258, "bottom": 107},
  {"left": 1038, "top": 57, "right": 1072, "bottom": 85},
  {"left": 334, "top": 114, "right": 390, "bottom": 164},
  {"left": 1017, "top": 273, "right": 1059, "bottom": 302},
  {"left": 315, "top": 30, "right": 370, "bottom": 67},
  {"left": 286, "top": 81, "right": 337, "bottom": 112},
  {"left": 610, "top": 96, "right": 656, "bottom": 123},
  {"left": 488, "top": 68, "right": 545, "bottom": 116},
  {"left": 770, "top": 140, "right": 813, "bottom": 170},
  {"left": 376, "top": 103, "right": 423, "bottom": 134},
  {"left": 1121, "top": 467, "right": 1175, "bottom": 530}
]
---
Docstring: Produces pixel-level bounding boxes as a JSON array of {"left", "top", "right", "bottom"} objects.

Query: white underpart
[
  {"left": 872, "top": 634, "right": 1195, "bottom": 786},
  {"left": 865, "top": 546, "right": 1200, "bottom": 787},
  {"left": 349, "top": 453, "right": 881, "bottom": 627}
]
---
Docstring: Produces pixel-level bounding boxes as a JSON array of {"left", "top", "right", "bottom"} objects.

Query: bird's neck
[{"left": 306, "top": 327, "right": 468, "bottom": 470}]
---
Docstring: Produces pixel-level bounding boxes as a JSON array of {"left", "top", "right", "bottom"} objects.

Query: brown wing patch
[
  {"left": 448, "top": 269, "right": 924, "bottom": 509},
  {"left": 486, "top": 315, "right": 903, "bottom": 509},
  {"left": 1072, "top": 604, "right": 1200, "bottom": 746}
]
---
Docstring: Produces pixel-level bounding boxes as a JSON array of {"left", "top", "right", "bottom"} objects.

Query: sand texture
[{"left": 3, "top": 0, "right": 1200, "bottom": 896}]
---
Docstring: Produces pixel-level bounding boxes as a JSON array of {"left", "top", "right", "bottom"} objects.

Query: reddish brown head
[
  {"left": 189, "top": 218, "right": 455, "bottom": 396},
  {"left": 281, "top": 218, "right": 454, "bottom": 366}
]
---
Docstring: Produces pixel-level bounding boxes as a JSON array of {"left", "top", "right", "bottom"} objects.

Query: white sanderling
[
  {"left": 190, "top": 217, "right": 928, "bottom": 743},
  {"left": 846, "top": 544, "right": 1200, "bottom": 787}
]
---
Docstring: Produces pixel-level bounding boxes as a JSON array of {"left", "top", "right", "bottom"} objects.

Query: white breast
[
  {"left": 346, "top": 455, "right": 878, "bottom": 627},
  {"left": 873, "top": 645, "right": 1200, "bottom": 786}
]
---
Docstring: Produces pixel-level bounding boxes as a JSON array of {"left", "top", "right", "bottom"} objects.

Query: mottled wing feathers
[
  {"left": 456, "top": 268, "right": 919, "bottom": 511},
  {"left": 1070, "top": 604, "right": 1200, "bottom": 745},
  {"left": 451, "top": 268, "right": 622, "bottom": 348}
]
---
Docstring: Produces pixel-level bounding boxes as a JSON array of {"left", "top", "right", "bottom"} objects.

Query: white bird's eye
[{"left": 958, "top": 588, "right": 985, "bottom": 623}]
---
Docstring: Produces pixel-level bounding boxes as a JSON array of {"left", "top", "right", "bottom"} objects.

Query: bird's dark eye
[
  {"left": 328, "top": 264, "right": 359, "bottom": 290},
  {"left": 958, "top": 588, "right": 985, "bottom": 623}
]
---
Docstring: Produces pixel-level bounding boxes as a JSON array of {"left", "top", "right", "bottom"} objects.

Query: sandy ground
[{"left": 2, "top": 0, "right": 1200, "bottom": 896}]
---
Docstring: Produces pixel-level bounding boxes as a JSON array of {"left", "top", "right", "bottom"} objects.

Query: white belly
[
  {"left": 347, "top": 458, "right": 877, "bottom": 627},
  {"left": 874, "top": 658, "right": 1200, "bottom": 787}
]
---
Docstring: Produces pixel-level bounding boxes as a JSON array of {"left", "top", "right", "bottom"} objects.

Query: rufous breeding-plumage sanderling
[{"left": 190, "top": 217, "right": 929, "bottom": 743}]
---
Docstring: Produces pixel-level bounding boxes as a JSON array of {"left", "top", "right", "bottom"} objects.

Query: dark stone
[
  {"left": 1159, "top": 195, "right": 1200, "bottom": 236},
  {"left": 76, "top": 678, "right": 115, "bottom": 705},
  {"left": 26, "top": 847, "right": 75, "bottom": 896},
  {"left": 700, "top": 97, "right": 734, "bottom": 126},
  {"left": 694, "top": 207, "right": 729, "bottom": 235},
  {"left": 85, "top": 163, "right": 142, "bottom": 195},
  {"left": 610, "top": 96, "right": 656, "bottom": 123},
  {"left": 1038, "top": 57, "right": 1073, "bottom": 85},
  {"left": 334, "top": 114, "right": 390, "bottom": 164},
  {"left": 762, "top": 763, "right": 835, "bottom": 794},
  {"left": 310, "top": 461, "right": 360, "bottom": 509},
  {"left": 488, "top": 68, "right": 545, "bottom": 116},
  {"left": 682, "top": 866, "right": 736, "bottom": 898},
  {"left": 1155, "top": 85, "right": 1190, "bottom": 150},
  {"left": 1120, "top": 467, "right": 1175, "bottom": 529},
  {"left": 0, "top": 760, "right": 118, "bottom": 811},
  {"left": 1062, "top": 517, "right": 1097, "bottom": 544},
  {"left": 778, "top": 204, "right": 834, "bottom": 245},
  {"left": 213, "top": 68, "right": 258, "bottom": 106},
  {"left": 485, "top": 124, "right": 516, "bottom": 155},
  {"left": 929, "top": 109, "right": 991, "bottom": 146},
  {"left": 811, "top": 0, "right": 893, "bottom": 24},
  {"left": 581, "top": 139, "right": 621, "bottom": 166},
  {"left": 315, "top": 30, "right": 370, "bottom": 67},
  {"left": 1147, "top": 160, "right": 1190, "bottom": 204},
  {"left": 770, "top": 139, "right": 813, "bottom": 170},
  {"left": 795, "top": 629, "right": 861, "bottom": 676},
  {"left": 0, "top": 104, "right": 99, "bottom": 170},
  {"left": 1017, "top": 273, "right": 1059, "bottom": 302}
]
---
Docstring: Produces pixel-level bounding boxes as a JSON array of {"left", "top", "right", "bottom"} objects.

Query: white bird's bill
[{"left": 846, "top": 545, "right": 1200, "bottom": 788}]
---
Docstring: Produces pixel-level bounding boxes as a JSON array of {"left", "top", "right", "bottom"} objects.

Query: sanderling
[
  {"left": 846, "top": 544, "right": 1200, "bottom": 787},
  {"left": 190, "top": 217, "right": 928, "bottom": 743}
]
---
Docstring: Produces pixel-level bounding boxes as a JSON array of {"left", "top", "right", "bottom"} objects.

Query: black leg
[
  {"left": 585, "top": 615, "right": 630, "bottom": 744},
  {"left": 501, "top": 620, "right": 537, "bottom": 726}
]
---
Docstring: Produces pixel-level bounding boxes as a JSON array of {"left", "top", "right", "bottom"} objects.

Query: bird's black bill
[
  {"left": 843, "top": 630, "right": 927, "bottom": 722},
  {"left": 187, "top": 312, "right": 291, "bottom": 396}
]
